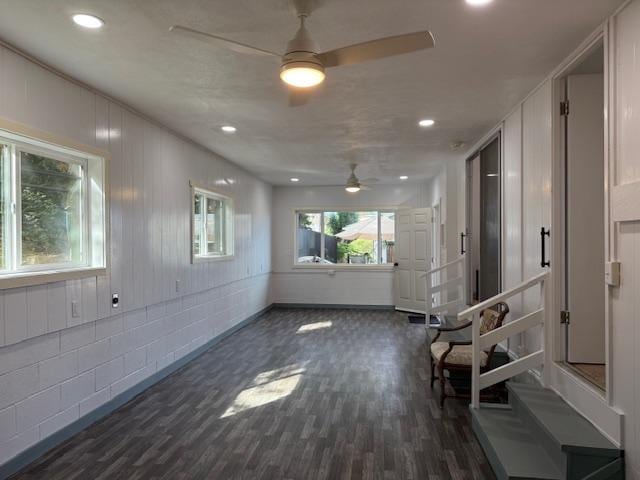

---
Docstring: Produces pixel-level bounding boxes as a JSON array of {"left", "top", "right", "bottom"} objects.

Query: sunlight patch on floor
[
  {"left": 297, "top": 321, "right": 333, "bottom": 333},
  {"left": 221, "top": 364, "right": 306, "bottom": 418}
]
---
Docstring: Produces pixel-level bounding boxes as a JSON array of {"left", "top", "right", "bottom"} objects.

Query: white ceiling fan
[
  {"left": 169, "top": 0, "right": 435, "bottom": 106},
  {"left": 345, "top": 163, "right": 377, "bottom": 193}
]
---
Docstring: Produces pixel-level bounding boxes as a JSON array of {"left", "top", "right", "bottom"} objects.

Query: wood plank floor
[{"left": 11, "top": 308, "right": 495, "bottom": 480}]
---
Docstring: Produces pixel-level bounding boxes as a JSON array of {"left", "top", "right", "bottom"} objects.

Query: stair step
[
  {"left": 507, "top": 382, "right": 621, "bottom": 458},
  {"left": 471, "top": 406, "right": 563, "bottom": 480}
]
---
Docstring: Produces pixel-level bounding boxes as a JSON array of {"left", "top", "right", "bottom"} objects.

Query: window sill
[
  {"left": 291, "top": 264, "right": 395, "bottom": 273},
  {"left": 192, "top": 254, "right": 235, "bottom": 264},
  {"left": 0, "top": 267, "right": 107, "bottom": 290}
]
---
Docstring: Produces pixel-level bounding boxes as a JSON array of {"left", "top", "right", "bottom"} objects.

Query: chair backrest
[{"left": 479, "top": 302, "right": 510, "bottom": 363}]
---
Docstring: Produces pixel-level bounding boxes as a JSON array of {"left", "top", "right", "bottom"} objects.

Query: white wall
[
  {"left": 271, "top": 184, "right": 427, "bottom": 306},
  {"left": 456, "top": 1, "right": 640, "bottom": 475},
  {"left": 611, "top": 2, "right": 640, "bottom": 477},
  {"left": 0, "top": 44, "right": 272, "bottom": 467}
]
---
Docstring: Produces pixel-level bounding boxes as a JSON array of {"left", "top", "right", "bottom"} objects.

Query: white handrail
[
  {"left": 424, "top": 256, "right": 466, "bottom": 318},
  {"left": 469, "top": 271, "right": 550, "bottom": 409},
  {"left": 420, "top": 257, "right": 465, "bottom": 277},
  {"left": 458, "top": 271, "right": 549, "bottom": 321}
]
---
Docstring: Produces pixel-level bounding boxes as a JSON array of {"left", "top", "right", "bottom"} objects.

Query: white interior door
[
  {"left": 566, "top": 74, "right": 606, "bottom": 364},
  {"left": 394, "top": 208, "right": 432, "bottom": 313}
]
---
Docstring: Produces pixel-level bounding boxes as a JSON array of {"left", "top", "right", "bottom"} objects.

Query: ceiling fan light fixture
[
  {"left": 280, "top": 62, "right": 325, "bottom": 88},
  {"left": 345, "top": 186, "right": 361, "bottom": 193}
]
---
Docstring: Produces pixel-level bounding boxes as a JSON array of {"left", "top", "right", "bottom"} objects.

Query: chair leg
[
  {"left": 438, "top": 363, "right": 447, "bottom": 408},
  {"left": 430, "top": 356, "right": 436, "bottom": 389}
]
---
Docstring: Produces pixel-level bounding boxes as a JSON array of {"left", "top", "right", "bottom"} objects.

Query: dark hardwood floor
[{"left": 11, "top": 308, "right": 495, "bottom": 480}]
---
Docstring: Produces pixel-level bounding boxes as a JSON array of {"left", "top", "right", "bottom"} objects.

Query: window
[
  {"left": 0, "top": 130, "right": 106, "bottom": 282},
  {"left": 191, "top": 185, "right": 233, "bottom": 261},
  {"left": 295, "top": 210, "right": 395, "bottom": 266}
]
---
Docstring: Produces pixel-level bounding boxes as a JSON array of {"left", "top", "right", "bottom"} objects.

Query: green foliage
[
  {"left": 298, "top": 213, "right": 313, "bottom": 229},
  {"left": 20, "top": 153, "right": 82, "bottom": 263},
  {"left": 337, "top": 239, "right": 375, "bottom": 263},
  {"left": 325, "top": 212, "right": 359, "bottom": 235}
]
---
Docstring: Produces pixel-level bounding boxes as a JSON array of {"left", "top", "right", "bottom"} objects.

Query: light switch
[
  {"left": 605, "top": 261, "right": 621, "bottom": 287},
  {"left": 71, "top": 301, "right": 80, "bottom": 318}
]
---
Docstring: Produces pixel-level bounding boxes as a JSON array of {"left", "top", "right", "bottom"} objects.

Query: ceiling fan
[
  {"left": 169, "top": 1, "right": 435, "bottom": 106},
  {"left": 345, "top": 164, "right": 377, "bottom": 193}
]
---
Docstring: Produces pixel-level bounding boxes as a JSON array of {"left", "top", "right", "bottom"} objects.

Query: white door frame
[
  {"left": 548, "top": 26, "right": 624, "bottom": 444},
  {"left": 551, "top": 30, "right": 611, "bottom": 397}
]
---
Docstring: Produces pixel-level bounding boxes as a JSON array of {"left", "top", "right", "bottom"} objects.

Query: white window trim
[
  {"left": 293, "top": 208, "right": 396, "bottom": 269},
  {"left": 190, "top": 182, "right": 234, "bottom": 263},
  {"left": 0, "top": 119, "right": 109, "bottom": 290}
]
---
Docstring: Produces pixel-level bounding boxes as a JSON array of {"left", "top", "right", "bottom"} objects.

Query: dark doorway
[{"left": 465, "top": 135, "right": 502, "bottom": 303}]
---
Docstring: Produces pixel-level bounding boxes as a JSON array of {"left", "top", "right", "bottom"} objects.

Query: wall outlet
[
  {"left": 176, "top": 279, "right": 181, "bottom": 293},
  {"left": 71, "top": 301, "right": 80, "bottom": 318}
]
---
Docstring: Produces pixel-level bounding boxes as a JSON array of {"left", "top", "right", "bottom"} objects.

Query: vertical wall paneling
[
  {"left": 612, "top": 2, "right": 640, "bottom": 477},
  {"left": 503, "top": 106, "right": 524, "bottom": 350},
  {"left": 521, "top": 80, "right": 553, "bottom": 356},
  {"left": 0, "top": 42, "right": 272, "bottom": 468}
]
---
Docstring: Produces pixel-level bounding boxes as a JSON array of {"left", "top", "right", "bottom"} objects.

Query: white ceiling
[{"left": 0, "top": 0, "right": 623, "bottom": 185}]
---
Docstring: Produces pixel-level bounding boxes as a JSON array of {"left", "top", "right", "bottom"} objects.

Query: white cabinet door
[
  {"left": 394, "top": 208, "right": 432, "bottom": 313},
  {"left": 522, "top": 81, "right": 553, "bottom": 353}
]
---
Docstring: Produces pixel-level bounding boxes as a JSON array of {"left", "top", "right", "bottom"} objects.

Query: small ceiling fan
[
  {"left": 345, "top": 164, "right": 377, "bottom": 193},
  {"left": 169, "top": 0, "right": 435, "bottom": 106}
]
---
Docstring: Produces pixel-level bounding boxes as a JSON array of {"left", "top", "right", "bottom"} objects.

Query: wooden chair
[{"left": 429, "top": 302, "right": 510, "bottom": 407}]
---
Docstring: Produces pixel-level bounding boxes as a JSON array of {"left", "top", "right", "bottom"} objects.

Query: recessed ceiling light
[
  {"left": 221, "top": 125, "right": 237, "bottom": 133},
  {"left": 290, "top": 178, "right": 300, "bottom": 182},
  {"left": 466, "top": 0, "right": 494, "bottom": 6},
  {"left": 419, "top": 119, "right": 435, "bottom": 128},
  {"left": 72, "top": 14, "right": 104, "bottom": 29},
  {"left": 399, "top": 176, "right": 409, "bottom": 180}
]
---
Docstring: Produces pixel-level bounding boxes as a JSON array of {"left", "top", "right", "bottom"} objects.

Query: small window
[
  {"left": 0, "top": 130, "right": 106, "bottom": 282},
  {"left": 191, "top": 185, "right": 233, "bottom": 262},
  {"left": 295, "top": 210, "right": 395, "bottom": 266}
]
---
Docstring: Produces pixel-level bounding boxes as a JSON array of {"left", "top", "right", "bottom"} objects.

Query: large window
[
  {"left": 296, "top": 210, "right": 395, "bottom": 266},
  {"left": 192, "top": 185, "right": 233, "bottom": 261},
  {"left": 0, "top": 130, "right": 106, "bottom": 281}
]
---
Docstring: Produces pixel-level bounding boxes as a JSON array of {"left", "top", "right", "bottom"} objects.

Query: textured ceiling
[{"left": 0, "top": 0, "right": 623, "bottom": 185}]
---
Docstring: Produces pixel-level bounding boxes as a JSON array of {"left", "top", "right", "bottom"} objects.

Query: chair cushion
[
  {"left": 480, "top": 308, "right": 501, "bottom": 336},
  {"left": 431, "top": 342, "right": 488, "bottom": 367}
]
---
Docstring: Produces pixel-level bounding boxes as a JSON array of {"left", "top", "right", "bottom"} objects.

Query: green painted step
[
  {"left": 471, "top": 406, "right": 563, "bottom": 480},
  {"left": 507, "top": 382, "right": 621, "bottom": 458}
]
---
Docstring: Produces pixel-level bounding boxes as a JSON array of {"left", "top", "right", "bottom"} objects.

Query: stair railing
[
  {"left": 458, "top": 271, "right": 551, "bottom": 409},
  {"left": 422, "top": 256, "right": 466, "bottom": 317}
]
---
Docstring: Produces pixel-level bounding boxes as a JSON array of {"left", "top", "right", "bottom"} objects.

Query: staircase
[
  {"left": 472, "top": 382, "right": 624, "bottom": 480},
  {"left": 455, "top": 271, "right": 624, "bottom": 479}
]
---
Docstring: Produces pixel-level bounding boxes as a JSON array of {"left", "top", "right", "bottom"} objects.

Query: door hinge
[
  {"left": 560, "top": 310, "right": 571, "bottom": 325},
  {"left": 560, "top": 100, "right": 570, "bottom": 116}
]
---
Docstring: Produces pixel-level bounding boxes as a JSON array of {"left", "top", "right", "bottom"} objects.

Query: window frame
[
  {"left": 293, "top": 208, "right": 396, "bottom": 270},
  {"left": 190, "top": 182, "right": 234, "bottom": 263},
  {"left": 0, "top": 122, "right": 108, "bottom": 289}
]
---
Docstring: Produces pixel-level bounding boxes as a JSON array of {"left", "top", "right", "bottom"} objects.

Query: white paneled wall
[
  {"left": 612, "top": 2, "right": 640, "bottom": 477},
  {"left": 521, "top": 80, "right": 553, "bottom": 356},
  {"left": 271, "top": 184, "right": 428, "bottom": 306},
  {"left": 0, "top": 44, "right": 272, "bottom": 466}
]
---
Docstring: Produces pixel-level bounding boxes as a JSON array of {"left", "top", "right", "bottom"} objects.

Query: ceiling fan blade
[
  {"left": 361, "top": 178, "right": 379, "bottom": 184},
  {"left": 360, "top": 185, "right": 372, "bottom": 191},
  {"left": 317, "top": 31, "right": 435, "bottom": 68},
  {"left": 169, "top": 25, "right": 281, "bottom": 58}
]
